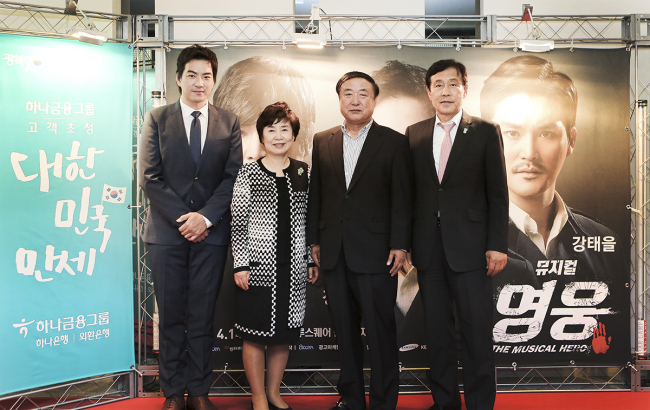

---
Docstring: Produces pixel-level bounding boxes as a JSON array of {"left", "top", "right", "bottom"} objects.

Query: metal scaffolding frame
[
  {"left": 630, "top": 35, "right": 650, "bottom": 393},
  {"left": 130, "top": 14, "right": 642, "bottom": 48},
  {"left": 0, "top": 1, "right": 130, "bottom": 42},
  {"left": 0, "top": 372, "right": 133, "bottom": 410},
  {"left": 130, "top": 12, "right": 650, "bottom": 397},
  {"left": 0, "top": 3, "right": 649, "bottom": 404}
]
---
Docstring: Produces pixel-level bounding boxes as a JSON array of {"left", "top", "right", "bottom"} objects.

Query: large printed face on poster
[
  {"left": 479, "top": 55, "right": 629, "bottom": 365},
  {"left": 166, "top": 46, "right": 630, "bottom": 367}
]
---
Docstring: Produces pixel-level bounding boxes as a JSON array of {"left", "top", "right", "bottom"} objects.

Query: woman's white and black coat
[{"left": 231, "top": 158, "right": 313, "bottom": 337}]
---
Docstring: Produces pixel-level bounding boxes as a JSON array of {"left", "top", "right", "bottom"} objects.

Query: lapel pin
[{"left": 463, "top": 128, "right": 468, "bottom": 134}]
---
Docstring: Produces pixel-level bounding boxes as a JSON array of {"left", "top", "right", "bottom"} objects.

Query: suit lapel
[
  {"left": 347, "top": 122, "right": 385, "bottom": 192},
  {"left": 419, "top": 118, "right": 439, "bottom": 184},
  {"left": 328, "top": 129, "right": 346, "bottom": 190},
  {"left": 198, "top": 104, "right": 221, "bottom": 172},
  {"left": 441, "top": 110, "right": 473, "bottom": 185},
  {"left": 170, "top": 101, "right": 196, "bottom": 171}
]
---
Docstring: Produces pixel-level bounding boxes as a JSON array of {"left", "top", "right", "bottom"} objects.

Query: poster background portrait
[
  {"left": 164, "top": 45, "right": 630, "bottom": 369},
  {"left": 0, "top": 34, "right": 134, "bottom": 395}
]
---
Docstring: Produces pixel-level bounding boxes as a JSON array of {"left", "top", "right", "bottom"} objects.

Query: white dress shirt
[
  {"left": 179, "top": 99, "right": 209, "bottom": 152},
  {"left": 342, "top": 120, "right": 373, "bottom": 189},
  {"left": 179, "top": 99, "right": 212, "bottom": 227},
  {"left": 432, "top": 110, "right": 463, "bottom": 174},
  {"left": 509, "top": 192, "right": 569, "bottom": 257}
]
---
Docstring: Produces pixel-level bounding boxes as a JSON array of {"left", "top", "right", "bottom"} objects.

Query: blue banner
[{"left": 0, "top": 33, "right": 134, "bottom": 395}]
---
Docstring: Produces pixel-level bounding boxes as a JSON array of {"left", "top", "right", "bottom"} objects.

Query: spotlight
[
  {"left": 518, "top": 39, "right": 554, "bottom": 52},
  {"left": 66, "top": 1, "right": 106, "bottom": 46},
  {"left": 293, "top": 5, "right": 326, "bottom": 49},
  {"left": 71, "top": 27, "right": 107, "bottom": 46},
  {"left": 293, "top": 33, "right": 326, "bottom": 49}
]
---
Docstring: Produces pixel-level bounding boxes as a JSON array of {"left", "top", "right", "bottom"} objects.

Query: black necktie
[{"left": 190, "top": 111, "right": 201, "bottom": 167}]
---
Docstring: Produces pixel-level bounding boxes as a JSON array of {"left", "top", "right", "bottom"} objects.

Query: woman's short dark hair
[{"left": 256, "top": 101, "right": 300, "bottom": 143}]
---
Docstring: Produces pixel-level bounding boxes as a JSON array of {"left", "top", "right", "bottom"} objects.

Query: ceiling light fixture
[
  {"left": 65, "top": 0, "right": 106, "bottom": 46},
  {"left": 518, "top": 39, "right": 555, "bottom": 52},
  {"left": 517, "top": 5, "right": 554, "bottom": 52},
  {"left": 294, "top": 4, "right": 326, "bottom": 49},
  {"left": 293, "top": 33, "right": 326, "bottom": 49},
  {"left": 71, "top": 27, "right": 107, "bottom": 46}
]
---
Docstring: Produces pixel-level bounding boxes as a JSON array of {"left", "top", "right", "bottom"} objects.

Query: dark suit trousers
[
  {"left": 148, "top": 241, "right": 227, "bottom": 398},
  {"left": 323, "top": 248, "right": 399, "bottom": 410},
  {"left": 418, "top": 228, "right": 496, "bottom": 410}
]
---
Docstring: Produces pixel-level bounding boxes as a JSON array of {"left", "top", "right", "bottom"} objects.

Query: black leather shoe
[
  {"left": 186, "top": 395, "right": 217, "bottom": 410},
  {"left": 162, "top": 396, "right": 186, "bottom": 410},
  {"left": 268, "top": 400, "right": 292, "bottom": 410},
  {"left": 329, "top": 398, "right": 349, "bottom": 410}
]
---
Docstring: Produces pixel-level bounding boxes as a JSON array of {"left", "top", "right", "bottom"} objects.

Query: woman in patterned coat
[{"left": 231, "top": 102, "right": 318, "bottom": 410}]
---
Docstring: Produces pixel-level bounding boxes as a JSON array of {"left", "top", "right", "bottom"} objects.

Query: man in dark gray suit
[
  {"left": 406, "top": 59, "right": 508, "bottom": 410},
  {"left": 139, "top": 45, "right": 242, "bottom": 410},
  {"left": 307, "top": 71, "right": 413, "bottom": 410}
]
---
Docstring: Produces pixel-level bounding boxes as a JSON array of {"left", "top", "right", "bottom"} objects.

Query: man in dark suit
[
  {"left": 307, "top": 71, "right": 413, "bottom": 410},
  {"left": 139, "top": 45, "right": 242, "bottom": 410},
  {"left": 406, "top": 59, "right": 509, "bottom": 410}
]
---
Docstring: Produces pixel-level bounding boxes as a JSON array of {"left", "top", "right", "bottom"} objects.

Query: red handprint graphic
[{"left": 592, "top": 322, "right": 611, "bottom": 354}]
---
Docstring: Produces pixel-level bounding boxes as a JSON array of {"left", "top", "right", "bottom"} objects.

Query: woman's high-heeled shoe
[{"left": 267, "top": 400, "right": 292, "bottom": 410}]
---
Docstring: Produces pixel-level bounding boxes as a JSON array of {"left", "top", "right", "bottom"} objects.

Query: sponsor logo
[
  {"left": 399, "top": 344, "right": 419, "bottom": 352},
  {"left": 2, "top": 54, "right": 43, "bottom": 72}
]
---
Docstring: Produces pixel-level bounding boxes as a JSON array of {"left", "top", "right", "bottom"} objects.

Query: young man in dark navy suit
[{"left": 139, "top": 45, "right": 242, "bottom": 410}]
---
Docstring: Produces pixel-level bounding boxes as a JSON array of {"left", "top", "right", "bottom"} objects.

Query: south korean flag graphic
[{"left": 103, "top": 184, "right": 127, "bottom": 204}]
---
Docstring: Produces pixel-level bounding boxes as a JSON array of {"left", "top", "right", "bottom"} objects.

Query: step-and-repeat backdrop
[
  {"left": 166, "top": 45, "right": 630, "bottom": 369},
  {"left": 0, "top": 33, "right": 134, "bottom": 395}
]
